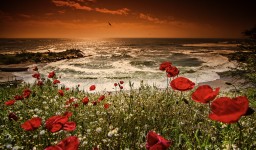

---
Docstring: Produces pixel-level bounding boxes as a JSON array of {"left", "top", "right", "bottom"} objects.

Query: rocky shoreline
[
  {"left": 0, "top": 49, "right": 85, "bottom": 65},
  {"left": 0, "top": 49, "right": 86, "bottom": 83}
]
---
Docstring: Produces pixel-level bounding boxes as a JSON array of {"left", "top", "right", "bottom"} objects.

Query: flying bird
[{"left": 108, "top": 22, "right": 112, "bottom": 26}]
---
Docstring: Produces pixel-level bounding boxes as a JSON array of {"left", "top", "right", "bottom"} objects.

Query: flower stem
[{"left": 237, "top": 122, "right": 243, "bottom": 148}]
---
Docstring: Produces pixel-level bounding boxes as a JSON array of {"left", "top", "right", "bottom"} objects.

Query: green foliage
[
  {"left": 228, "top": 26, "right": 256, "bottom": 85},
  {"left": 0, "top": 81, "right": 255, "bottom": 149}
]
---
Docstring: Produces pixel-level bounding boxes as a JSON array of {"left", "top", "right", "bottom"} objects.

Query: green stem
[
  {"left": 166, "top": 73, "right": 169, "bottom": 91},
  {"left": 237, "top": 122, "right": 243, "bottom": 148}
]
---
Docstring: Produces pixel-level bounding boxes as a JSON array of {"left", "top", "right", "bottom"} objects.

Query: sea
[{"left": 0, "top": 38, "right": 243, "bottom": 91}]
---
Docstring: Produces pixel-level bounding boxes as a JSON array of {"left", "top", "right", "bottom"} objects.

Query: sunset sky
[{"left": 0, "top": 0, "right": 255, "bottom": 38}]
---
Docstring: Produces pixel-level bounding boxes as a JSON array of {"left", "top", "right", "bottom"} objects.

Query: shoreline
[
  {"left": 198, "top": 72, "right": 249, "bottom": 92},
  {"left": 0, "top": 62, "right": 33, "bottom": 83},
  {"left": 0, "top": 62, "right": 250, "bottom": 92}
]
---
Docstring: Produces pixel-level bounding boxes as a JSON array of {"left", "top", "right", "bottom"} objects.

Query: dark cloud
[{"left": 0, "top": 0, "right": 255, "bottom": 38}]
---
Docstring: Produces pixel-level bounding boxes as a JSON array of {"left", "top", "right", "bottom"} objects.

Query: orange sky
[{"left": 0, "top": 0, "right": 255, "bottom": 38}]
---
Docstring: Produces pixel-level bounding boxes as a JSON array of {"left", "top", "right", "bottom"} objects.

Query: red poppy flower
[
  {"left": 82, "top": 97, "right": 89, "bottom": 105},
  {"left": 32, "top": 73, "right": 40, "bottom": 79},
  {"left": 21, "top": 117, "right": 42, "bottom": 131},
  {"left": 104, "top": 103, "right": 110, "bottom": 109},
  {"left": 5, "top": 100, "right": 16, "bottom": 106},
  {"left": 58, "top": 90, "right": 64, "bottom": 96},
  {"left": 45, "top": 136, "right": 80, "bottom": 150},
  {"left": 45, "top": 114, "right": 76, "bottom": 133},
  {"left": 65, "top": 88, "right": 70, "bottom": 91},
  {"left": 23, "top": 89, "right": 32, "bottom": 98},
  {"left": 89, "top": 85, "right": 96, "bottom": 91},
  {"left": 170, "top": 77, "right": 195, "bottom": 91},
  {"left": 98, "top": 95, "right": 105, "bottom": 102},
  {"left": 191, "top": 85, "right": 220, "bottom": 103},
  {"left": 53, "top": 79, "right": 60, "bottom": 84},
  {"left": 14, "top": 95, "right": 24, "bottom": 100},
  {"left": 114, "top": 83, "right": 118, "bottom": 87},
  {"left": 159, "top": 61, "right": 172, "bottom": 71},
  {"left": 73, "top": 103, "right": 79, "bottom": 108},
  {"left": 8, "top": 112, "right": 19, "bottom": 121},
  {"left": 209, "top": 96, "right": 249, "bottom": 124},
  {"left": 146, "top": 131, "right": 171, "bottom": 150},
  {"left": 48, "top": 71, "right": 55, "bottom": 78},
  {"left": 120, "top": 81, "right": 124, "bottom": 84},
  {"left": 37, "top": 80, "right": 44, "bottom": 86},
  {"left": 45, "top": 115, "right": 68, "bottom": 132},
  {"left": 119, "top": 86, "right": 123, "bottom": 89},
  {"left": 65, "top": 98, "right": 74, "bottom": 105},
  {"left": 166, "top": 66, "right": 179, "bottom": 77}
]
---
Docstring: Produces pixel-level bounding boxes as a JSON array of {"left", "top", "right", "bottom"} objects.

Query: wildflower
[
  {"left": 32, "top": 114, "right": 38, "bottom": 118},
  {"left": 65, "top": 98, "right": 75, "bottom": 105},
  {"left": 146, "top": 131, "right": 171, "bottom": 150},
  {"left": 209, "top": 96, "right": 249, "bottom": 124},
  {"left": 98, "top": 95, "right": 105, "bottom": 102},
  {"left": 40, "top": 130, "right": 46, "bottom": 135},
  {"left": 89, "top": 85, "right": 96, "bottom": 91},
  {"left": 166, "top": 65, "right": 179, "bottom": 77},
  {"left": 5, "top": 143, "right": 12, "bottom": 149},
  {"left": 119, "top": 86, "right": 123, "bottom": 89},
  {"left": 87, "top": 129, "right": 91, "bottom": 133},
  {"left": 107, "top": 131, "right": 114, "bottom": 137},
  {"left": 96, "top": 127, "right": 102, "bottom": 133},
  {"left": 114, "top": 83, "right": 118, "bottom": 86},
  {"left": 58, "top": 90, "right": 64, "bottom": 96},
  {"left": 53, "top": 79, "right": 60, "bottom": 84},
  {"left": 170, "top": 77, "right": 195, "bottom": 91},
  {"left": 8, "top": 112, "right": 19, "bottom": 121},
  {"left": 65, "top": 88, "right": 70, "bottom": 91},
  {"left": 104, "top": 103, "right": 110, "bottom": 109},
  {"left": 44, "top": 136, "right": 79, "bottom": 150},
  {"left": 73, "top": 103, "right": 79, "bottom": 108},
  {"left": 120, "top": 81, "right": 124, "bottom": 84},
  {"left": 82, "top": 97, "right": 89, "bottom": 105},
  {"left": 108, "top": 128, "right": 118, "bottom": 137},
  {"left": 45, "top": 114, "right": 76, "bottom": 132},
  {"left": 5, "top": 100, "right": 16, "bottom": 106},
  {"left": 191, "top": 85, "right": 220, "bottom": 103},
  {"left": 14, "top": 95, "right": 24, "bottom": 100},
  {"left": 37, "top": 80, "right": 44, "bottom": 86},
  {"left": 48, "top": 71, "right": 55, "bottom": 78},
  {"left": 12, "top": 146, "right": 21, "bottom": 150},
  {"left": 21, "top": 117, "right": 42, "bottom": 131},
  {"left": 159, "top": 61, "right": 172, "bottom": 71},
  {"left": 32, "top": 73, "right": 40, "bottom": 79},
  {"left": 23, "top": 89, "right": 32, "bottom": 98}
]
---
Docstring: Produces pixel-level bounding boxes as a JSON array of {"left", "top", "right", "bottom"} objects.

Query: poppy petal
[
  {"left": 21, "top": 121, "right": 33, "bottom": 131},
  {"left": 63, "top": 122, "right": 76, "bottom": 131},
  {"left": 50, "top": 123, "right": 63, "bottom": 133}
]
